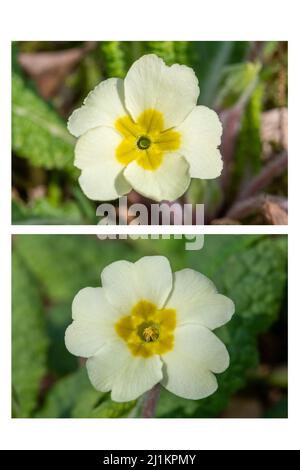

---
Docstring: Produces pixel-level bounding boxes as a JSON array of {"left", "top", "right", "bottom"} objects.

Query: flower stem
[{"left": 141, "top": 384, "right": 161, "bottom": 418}]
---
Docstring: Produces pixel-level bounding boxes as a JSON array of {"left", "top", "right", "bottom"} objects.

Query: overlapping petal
[
  {"left": 68, "top": 78, "right": 126, "bottom": 137},
  {"left": 124, "top": 54, "right": 199, "bottom": 129},
  {"left": 166, "top": 269, "right": 235, "bottom": 330},
  {"left": 176, "top": 105, "right": 223, "bottom": 178},
  {"left": 74, "top": 126, "right": 131, "bottom": 200},
  {"left": 65, "top": 287, "right": 120, "bottom": 358},
  {"left": 86, "top": 340, "right": 163, "bottom": 402},
  {"left": 124, "top": 153, "right": 190, "bottom": 202},
  {"left": 161, "top": 324, "right": 229, "bottom": 399},
  {"left": 101, "top": 256, "right": 173, "bottom": 314}
]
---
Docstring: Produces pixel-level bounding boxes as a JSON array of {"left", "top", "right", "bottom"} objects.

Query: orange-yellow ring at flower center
[
  {"left": 114, "top": 109, "right": 181, "bottom": 171},
  {"left": 114, "top": 299, "right": 176, "bottom": 358}
]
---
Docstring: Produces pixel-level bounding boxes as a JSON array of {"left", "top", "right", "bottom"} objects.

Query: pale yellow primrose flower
[
  {"left": 65, "top": 256, "right": 234, "bottom": 402},
  {"left": 67, "top": 54, "right": 223, "bottom": 202}
]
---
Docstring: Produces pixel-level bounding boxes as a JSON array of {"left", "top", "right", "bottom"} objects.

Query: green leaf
[
  {"left": 187, "top": 234, "right": 264, "bottom": 277},
  {"left": 232, "top": 83, "right": 263, "bottom": 190},
  {"left": 71, "top": 388, "right": 107, "bottom": 418},
  {"left": 190, "top": 42, "right": 249, "bottom": 106},
  {"left": 72, "top": 389, "right": 136, "bottom": 418},
  {"left": 36, "top": 368, "right": 92, "bottom": 418},
  {"left": 37, "top": 367, "right": 136, "bottom": 418},
  {"left": 213, "top": 237, "right": 287, "bottom": 333},
  {"left": 12, "top": 71, "right": 75, "bottom": 170},
  {"left": 197, "top": 42, "right": 235, "bottom": 106},
  {"left": 215, "top": 62, "right": 261, "bottom": 108},
  {"left": 12, "top": 252, "right": 48, "bottom": 417},
  {"left": 46, "top": 304, "right": 78, "bottom": 376},
  {"left": 88, "top": 399, "right": 137, "bottom": 418}
]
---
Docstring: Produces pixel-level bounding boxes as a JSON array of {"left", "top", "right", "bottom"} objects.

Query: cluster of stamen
[{"left": 142, "top": 325, "right": 160, "bottom": 342}]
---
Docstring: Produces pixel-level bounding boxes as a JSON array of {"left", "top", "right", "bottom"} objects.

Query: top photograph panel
[{"left": 12, "top": 41, "right": 287, "bottom": 225}]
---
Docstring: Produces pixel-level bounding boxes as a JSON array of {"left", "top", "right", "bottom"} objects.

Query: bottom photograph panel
[{"left": 12, "top": 234, "right": 287, "bottom": 418}]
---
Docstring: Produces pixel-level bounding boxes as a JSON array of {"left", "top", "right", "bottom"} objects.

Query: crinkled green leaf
[
  {"left": 186, "top": 234, "right": 263, "bottom": 276},
  {"left": 12, "top": 71, "right": 74, "bottom": 170},
  {"left": 214, "top": 237, "right": 287, "bottom": 333},
  {"left": 12, "top": 252, "right": 48, "bottom": 417}
]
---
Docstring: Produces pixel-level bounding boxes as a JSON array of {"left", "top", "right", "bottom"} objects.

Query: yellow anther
[{"left": 143, "top": 326, "right": 159, "bottom": 342}]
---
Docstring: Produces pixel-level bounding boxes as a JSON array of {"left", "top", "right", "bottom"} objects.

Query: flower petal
[
  {"left": 68, "top": 78, "right": 127, "bottom": 137},
  {"left": 65, "top": 287, "right": 120, "bottom": 358},
  {"left": 166, "top": 269, "right": 235, "bottom": 330},
  {"left": 101, "top": 256, "right": 173, "bottom": 314},
  {"left": 86, "top": 340, "right": 163, "bottom": 402},
  {"left": 124, "top": 153, "right": 190, "bottom": 202},
  {"left": 176, "top": 105, "right": 223, "bottom": 178},
  {"left": 79, "top": 164, "right": 130, "bottom": 201},
  {"left": 74, "top": 126, "right": 122, "bottom": 170},
  {"left": 75, "top": 127, "right": 131, "bottom": 201},
  {"left": 161, "top": 324, "right": 229, "bottom": 399},
  {"left": 124, "top": 54, "right": 199, "bottom": 129}
]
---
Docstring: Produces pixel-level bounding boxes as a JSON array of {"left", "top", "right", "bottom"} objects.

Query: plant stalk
[{"left": 141, "top": 384, "right": 161, "bottom": 418}]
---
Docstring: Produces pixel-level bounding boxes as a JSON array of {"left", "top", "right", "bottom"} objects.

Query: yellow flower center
[
  {"left": 115, "top": 299, "right": 176, "bottom": 358},
  {"left": 115, "top": 109, "right": 181, "bottom": 171}
]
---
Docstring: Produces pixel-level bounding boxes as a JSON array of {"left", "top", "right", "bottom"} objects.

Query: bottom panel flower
[{"left": 11, "top": 234, "right": 287, "bottom": 418}]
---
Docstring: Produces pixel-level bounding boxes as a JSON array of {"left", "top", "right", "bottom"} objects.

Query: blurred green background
[
  {"left": 12, "top": 234, "right": 287, "bottom": 418},
  {"left": 12, "top": 41, "right": 287, "bottom": 225}
]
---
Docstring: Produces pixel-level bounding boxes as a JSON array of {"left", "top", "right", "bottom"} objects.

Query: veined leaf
[
  {"left": 12, "top": 71, "right": 74, "bottom": 170},
  {"left": 12, "top": 252, "right": 48, "bottom": 417}
]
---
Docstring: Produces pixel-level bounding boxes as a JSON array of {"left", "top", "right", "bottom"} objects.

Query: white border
[{"left": 1, "top": 0, "right": 298, "bottom": 451}]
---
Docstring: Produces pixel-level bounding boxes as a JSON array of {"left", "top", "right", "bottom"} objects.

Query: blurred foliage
[
  {"left": 12, "top": 235, "right": 287, "bottom": 418},
  {"left": 233, "top": 83, "right": 263, "bottom": 185},
  {"left": 12, "top": 41, "right": 288, "bottom": 225}
]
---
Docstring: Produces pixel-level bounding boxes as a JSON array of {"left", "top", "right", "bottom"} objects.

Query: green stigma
[{"left": 137, "top": 136, "right": 151, "bottom": 150}]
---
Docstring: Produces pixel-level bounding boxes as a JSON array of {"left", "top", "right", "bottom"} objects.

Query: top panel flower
[
  {"left": 12, "top": 41, "right": 288, "bottom": 225},
  {"left": 68, "top": 54, "right": 223, "bottom": 203}
]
